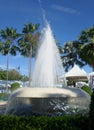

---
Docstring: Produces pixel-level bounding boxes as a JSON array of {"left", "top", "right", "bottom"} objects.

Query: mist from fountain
[{"left": 32, "top": 22, "right": 66, "bottom": 88}]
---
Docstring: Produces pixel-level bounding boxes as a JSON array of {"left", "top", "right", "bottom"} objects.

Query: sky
[{"left": 0, "top": 0, "right": 94, "bottom": 76}]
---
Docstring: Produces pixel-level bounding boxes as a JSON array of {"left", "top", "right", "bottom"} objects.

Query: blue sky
[{"left": 0, "top": 0, "right": 94, "bottom": 76}]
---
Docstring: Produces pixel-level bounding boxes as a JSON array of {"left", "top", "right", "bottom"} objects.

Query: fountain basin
[{"left": 5, "top": 87, "right": 90, "bottom": 116}]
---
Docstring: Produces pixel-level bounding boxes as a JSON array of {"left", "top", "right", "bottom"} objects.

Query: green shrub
[
  {"left": 0, "top": 115, "right": 89, "bottom": 130},
  {"left": 10, "top": 82, "right": 20, "bottom": 92},
  {"left": 0, "top": 93, "right": 10, "bottom": 101},
  {"left": 81, "top": 85, "right": 92, "bottom": 96}
]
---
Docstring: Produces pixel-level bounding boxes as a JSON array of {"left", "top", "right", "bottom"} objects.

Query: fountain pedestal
[{"left": 5, "top": 87, "right": 90, "bottom": 116}]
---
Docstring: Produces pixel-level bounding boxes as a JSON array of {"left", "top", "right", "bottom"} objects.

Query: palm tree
[
  {"left": 61, "top": 41, "right": 85, "bottom": 72},
  {"left": 0, "top": 27, "right": 20, "bottom": 92},
  {"left": 78, "top": 26, "right": 94, "bottom": 71},
  {"left": 18, "top": 23, "right": 40, "bottom": 86}
]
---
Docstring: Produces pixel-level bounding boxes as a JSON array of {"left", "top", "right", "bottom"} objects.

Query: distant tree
[
  {"left": 0, "top": 69, "right": 18, "bottom": 80},
  {"left": 0, "top": 70, "right": 6, "bottom": 80},
  {"left": 8, "top": 69, "right": 21, "bottom": 80},
  {"left": 21, "top": 75, "right": 29, "bottom": 82},
  {"left": 60, "top": 41, "right": 85, "bottom": 72},
  {"left": 18, "top": 23, "right": 40, "bottom": 86},
  {"left": 78, "top": 26, "right": 94, "bottom": 71},
  {"left": 0, "top": 68, "right": 28, "bottom": 81},
  {"left": 0, "top": 27, "right": 20, "bottom": 91}
]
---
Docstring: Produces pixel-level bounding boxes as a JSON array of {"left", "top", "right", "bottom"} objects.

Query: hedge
[
  {"left": 0, "top": 115, "right": 90, "bottom": 130},
  {"left": 81, "top": 85, "right": 92, "bottom": 96},
  {"left": 10, "top": 82, "right": 20, "bottom": 92},
  {"left": 89, "top": 90, "right": 94, "bottom": 130}
]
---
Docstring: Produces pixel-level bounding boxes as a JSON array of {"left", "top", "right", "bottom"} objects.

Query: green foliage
[
  {"left": 81, "top": 85, "right": 92, "bottom": 96},
  {"left": 0, "top": 93, "right": 10, "bottom": 101},
  {"left": 89, "top": 90, "right": 94, "bottom": 130},
  {"left": 18, "top": 23, "right": 40, "bottom": 58},
  {"left": 10, "top": 82, "right": 20, "bottom": 92},
  {"left": 61, "top": 41, "right": 85, "bottom": 72},
  {"left": 21, "top": 75, "right": 29, "bottom": 81},
  {"left": 78, "top": 26, "right": 94, "bottom": 70},
  {"left": 8, "top": 69, "right": 21, "bottom": 80},
  {"left": 0, "top": 27, "right": 20, "bottom": 56},
  {"left": 0, "top": 115, "right": 89, "bottom": 130},
  {"left": 0, "top": 70, "right": 7, "bottom": 80},
  {"left": 0, "top": 68, "right": 28, "bottom": 80}
]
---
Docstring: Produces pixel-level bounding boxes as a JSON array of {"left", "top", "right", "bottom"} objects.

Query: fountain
[
  {"left": 5, "top": 0, "right": 90, "bottom": 116},
  {"left": 5, "top": 22, "right": 90, "bottom": 116}
]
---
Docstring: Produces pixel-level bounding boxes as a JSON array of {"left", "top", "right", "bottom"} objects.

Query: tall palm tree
[
  {"left": 61, "top": 41, "right": 85, "bottom": 72},
  {"left": 0, "top": 27, "right": 20, "bottom": 92},
  {"left": 18, "top": 23, "right": 40, "bottom": 86},
  {"left": 78, "top": 26, "right": 94, "bottom": 71}
]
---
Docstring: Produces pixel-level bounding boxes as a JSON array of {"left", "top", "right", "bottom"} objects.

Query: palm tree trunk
[
  {"left": 28, "top": 47, "right": 32, "bottom": 87},
  {"left": 6, "top": 53, "right": 9, "bottom": 92}
]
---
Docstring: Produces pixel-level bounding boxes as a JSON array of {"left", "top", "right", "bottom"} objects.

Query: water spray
[{"left": 38, "top": 0, "right": 48, "bottom": 25}]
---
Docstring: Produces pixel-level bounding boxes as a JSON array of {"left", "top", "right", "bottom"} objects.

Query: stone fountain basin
[
  {"left": 10, "top": 87, "right": 88, "bottom": 97},
  {"left": 5, "top": 87, "right": 90, "bottom": 115}
]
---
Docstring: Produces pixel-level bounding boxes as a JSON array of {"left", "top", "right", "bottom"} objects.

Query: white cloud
[{"left": 51, "top": 5, "right": 80, "bottom": 15}]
